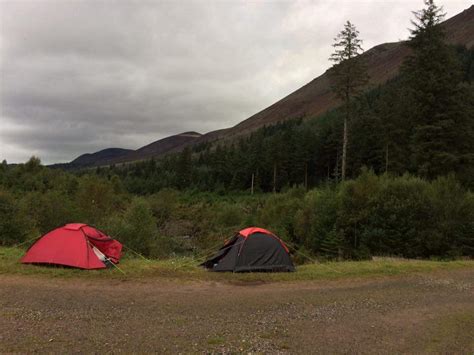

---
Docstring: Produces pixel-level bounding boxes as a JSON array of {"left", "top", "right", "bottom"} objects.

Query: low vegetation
[
  {"left": 1, "top": 246, "right": 473, "bottom": 282},
  {"left": 1, "top": 159, "right": 473, "bottom": 261},
  {"left": 1, "top": 162, "right": 473, "bottom": 261}
]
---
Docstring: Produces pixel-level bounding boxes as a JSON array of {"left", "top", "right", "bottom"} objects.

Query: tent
[
  {"left": 21, "top": 223, "right": 122, "bottom": 269},
  {"left": 201, "top": 227, "right": 295, "bottom": 272}
]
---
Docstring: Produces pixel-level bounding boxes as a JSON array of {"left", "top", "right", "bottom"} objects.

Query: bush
[
  {"left": 19, "top": 191, "right": 78, "bottom": 234},
  {"left": 100, "top": 197, "right": 184, "bottom": 259},
  {"left": 331, "top": 172, "right": 473, "bottom": 259},
  {"left": 0, "top": 190, "right": 32, "bottom": 246},
  {"left": 256, "top": 188, "right": 304, "bottom": 241},
  {"left": 425, "top": 176, "right": 474, "bottom": 257},
  {"left": 294, "top": 185, "right": 339, "bottom": 257},
  {"left": 100, "top": 198, "right": 158, "bottom": 257},
  {"left": 1, "top": 160, "right": 473, "bottom": 261},
  {"left": 215, "top": 203, "right": 245, "bottom": 229},
  {"left": 357, "top": 174, "right": 431, "bottom": 258},
  {"left": 75, "top": 175, "right": 122, "bottom": 225},
  {"left": 148, "top": 188, "right": 179, "bottom": 227}
]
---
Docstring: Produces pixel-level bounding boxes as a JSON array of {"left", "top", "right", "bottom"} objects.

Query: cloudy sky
[{"left": 0, "top": 0, "right": 471, "bottom": 164}]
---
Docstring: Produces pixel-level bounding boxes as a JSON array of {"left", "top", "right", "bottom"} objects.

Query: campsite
[
  {"left": 1, "top": 0, "right": 474, "bottom": 353},
  {"left": 1, "top": 247, "right": 473, "bottom": 353},
  {"left": 2, "top": 216, "right": 473, "bottom": 352}
]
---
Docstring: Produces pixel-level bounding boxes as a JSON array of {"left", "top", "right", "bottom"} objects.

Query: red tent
[{"left": 21, "top": 223, "right": 122, "bottom": 269}]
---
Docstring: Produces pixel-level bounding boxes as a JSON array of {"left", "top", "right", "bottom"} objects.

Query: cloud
[{"left": 0, "top": 0, "right": 471, "bottom": 164}]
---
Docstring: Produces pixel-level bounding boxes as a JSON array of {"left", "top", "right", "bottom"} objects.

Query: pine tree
[
  {"left": 402, "top": 0, "right": 474, "bottom": 179},
  {"left": 176, "top": 147, "right": 192, "bottom": 189},
  {"left": 348, "top": 97, "right": 384, "bottom": 174},
  {"left": 329, "top": 21, "right": 369, "bottom": 181},
  {"left": 374, "top": 82, "right": 414, "bottom": 175},
  {"left": 319, "top": 228, "right": 344, "bottom": 260}
]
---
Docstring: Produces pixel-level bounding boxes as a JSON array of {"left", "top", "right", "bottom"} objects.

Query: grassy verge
[{"left": 1, "top": 247, "right": 473, "bottom": 283}]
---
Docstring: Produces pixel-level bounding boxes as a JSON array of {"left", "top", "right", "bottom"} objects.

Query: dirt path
[{"left": 1, "top": 269, "right": 473, "bottom": 353}]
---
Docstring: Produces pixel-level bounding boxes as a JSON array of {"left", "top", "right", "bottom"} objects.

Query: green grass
[
  {"left": 424, "top": 312, "right": 474, "bottom": 352},
  {"left": 1, "top": 246, "right": 473, "bottom": 282},
  {"left": 207, "top": 336, "right": 226, "bottom": 346}
]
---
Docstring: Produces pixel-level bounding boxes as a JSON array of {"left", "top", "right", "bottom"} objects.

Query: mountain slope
[
  {"left": 70, "top": 148, "right": 133, "bottom": 168},
  {"left": 64, "top": 5, "right": 474, "bottom": 168},
  {"left": 112, "top": 131, "right": 202, "bottom": 164},
  {"left": 65, "top": 131, "right": 202, "bottom": 167},
  {"left": 196, "top": 5, "right": 474, "bottom": 144}
]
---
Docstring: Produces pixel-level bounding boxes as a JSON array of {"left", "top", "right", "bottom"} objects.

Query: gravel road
[{"left": 1, "top": 269, "right": 473, "bottom": 353}]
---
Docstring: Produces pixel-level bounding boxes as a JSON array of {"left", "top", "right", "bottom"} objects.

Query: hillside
[
  {"left": 111, "top": 131, "right": 202, "bottom": 165},
  {"left": 70, "top": 148, "right": 133, "bottom": 168},
  {"left": 65, "top": 5, "right": 474, "bottom": 167},
  {"left": 196, "top": 5, "right": 474, "bottom": 143}
]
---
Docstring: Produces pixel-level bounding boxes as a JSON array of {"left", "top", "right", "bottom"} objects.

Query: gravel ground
[{"left": 1, "top": 269, "right": 473, "bottom": 354}]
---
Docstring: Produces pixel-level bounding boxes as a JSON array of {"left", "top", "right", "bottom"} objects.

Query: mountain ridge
[
  {"left": 60, "top": 131, "right": 202, "bottom": 168},
  {"left": 70, "top": 148, "right": 134, "bottom": 168},
  {"left": 64, "top": 5, "right": 474, "bottom": 168}
]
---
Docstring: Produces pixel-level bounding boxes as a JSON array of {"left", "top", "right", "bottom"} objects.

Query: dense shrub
[
  {"left": 19, "top": 191, "right": 78, "bottom": 235},
  {"left": 425, "top": 176, "right": 474, "bottom": 257},
  {"left": 100, "top": 198, "right": 158, "bottom": 257},
  {"left": 0, "top": 190, "right": 32, "bottom": 246},
  {"left": 294, "top": 185, "right": 339, "bottom": 258},
  {"left": 148, "top": 188, "right": 179, "bottom": 227},
  {"left": 256, "top": 187, "right": 305, "bottom": 242},
  {"left": 76, "top": 175, "right": 122, "bottom": 225},
  {"left": 0, "top": 161, "right": 473, "bottom": 260},
  {"left": 351, "top": 174, "right": 431, "bottom": 258}
]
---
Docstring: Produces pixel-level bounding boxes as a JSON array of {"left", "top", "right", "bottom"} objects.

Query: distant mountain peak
[
  {"left": 70, "top": 148, "right": 133, "bottom": 167},
  {"left": 178, "top": 131, "right": 202, "bottom": 138},
  {"left": 67, "top": 131, "right": 202, "bottom": 167}
]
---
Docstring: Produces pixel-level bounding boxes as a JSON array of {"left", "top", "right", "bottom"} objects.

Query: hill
[
  {"left": 65, "top": 5, "right": 474, "bottom": 168},
  {"left": 110, "top": 131, "right": 202, "bottom": 165},
  {"left": 196, "top": 5, "right": 474, "bottom": 143},
  {"left": 69, "top": 148, "right": 133, "bottom": 168}
]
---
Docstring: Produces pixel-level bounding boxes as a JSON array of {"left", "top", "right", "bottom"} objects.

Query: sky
[{"left": 0, "top": 0, "right": 472, "bottom": 164}]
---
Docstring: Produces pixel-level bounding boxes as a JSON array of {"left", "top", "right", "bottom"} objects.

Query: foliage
[
  {"left": 1, "top": 245, "right": 473, "bottom": 281},
  {"left": 92, "top": 41, "right": 473, "bottom": 194},
  {"left": 0, "top": 190, "right": 32, "bottom": 246},
  {"left": 329, "top": 20, "right": 369, "bottom": 181},
  {"left": 0, "top": 1, "right": 473, "bottom": 262},
  {"left": 100, "top": 198, "right": 158, "bottom": 257},
  {"left": 401, "top": 0, "right": 474, "bottom": 180},
  {"left": 1, "top": 157, "right": 473, "bottom": 260},
  {"left": 19, "top": 190, "right": 77, "bottom": 235},
  {"left": 329, "top": 20, "right": 369, "bottom": 100}
]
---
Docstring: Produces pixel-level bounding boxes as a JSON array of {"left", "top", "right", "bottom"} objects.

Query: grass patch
[
  {"left": 207, "top": 336, "right": 226, "bottom": 345},
  {"left": 1, "top": 246, "right": 473, "bottom": 283},
  {"left": 424, "top": 312, "right": 474, "bottom": 352}
]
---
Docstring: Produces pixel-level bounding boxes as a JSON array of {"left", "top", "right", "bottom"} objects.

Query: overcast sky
[{"left": 0, "top": 0, "right": 471, "bottom": 164}]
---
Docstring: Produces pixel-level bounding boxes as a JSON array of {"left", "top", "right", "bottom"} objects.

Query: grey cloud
[{"left": 0, "top": 0, "right": 471, "bottom": 164}]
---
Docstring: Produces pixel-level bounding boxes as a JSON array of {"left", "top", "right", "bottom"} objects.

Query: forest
[
  {"left": 1, "top": 1, "right": 473, "bottom": 261},
  {"left": 102, "top": 43, "right": 473, "bottom": 194}
]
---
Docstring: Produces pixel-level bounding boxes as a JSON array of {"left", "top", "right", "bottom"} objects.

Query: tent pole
[
  {"left": 109, "top": 261, "right": 126, "bottom": 275},
  {"left": 284, "top": 241, "right": 343, "bottom": 274},
  {"left": 123, "top": 244, "right": 151, "bottom": 262}
]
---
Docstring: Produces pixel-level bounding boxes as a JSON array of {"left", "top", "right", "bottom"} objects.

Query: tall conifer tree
[
  {"left": 402, "top": 0, "right": 474, "bottom": 179},
  {"left": 329, "top": 21, "right": 369, "bottom": 180}
]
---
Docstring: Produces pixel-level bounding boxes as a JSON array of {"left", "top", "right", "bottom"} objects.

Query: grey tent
[{"left": 201, "top": 227, "right": 295, "bottom": 272}]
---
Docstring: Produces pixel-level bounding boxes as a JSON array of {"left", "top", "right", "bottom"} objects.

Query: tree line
[
  {"left": 1, "top": 161, "right": 473, "bottom": 259},
  {"left": 95, "top": 1, "right": 473, "bottom": 194}
]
